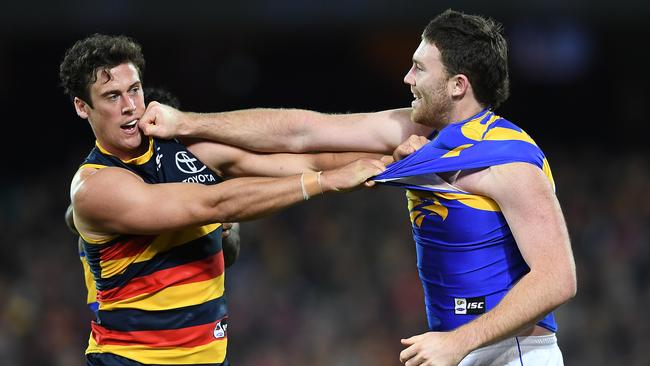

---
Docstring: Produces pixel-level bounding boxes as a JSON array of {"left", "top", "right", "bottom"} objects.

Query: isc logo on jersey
[{"left": 454, "top": 297, "right": 486, "bottom": 315}]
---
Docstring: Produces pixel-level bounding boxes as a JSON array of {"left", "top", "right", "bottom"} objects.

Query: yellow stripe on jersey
[
  {"left": 441, "top": 144, "right": 473, "bottom": 158},
  {"left": 86, "top": 334, "right": 227, "bottom": 365},
  {"left": 460, "top": 113, "right": 500, "bottom": 141},
  {"left": 100, "top": 223, "right": 221, "bottom": 278},
  {"left": 95, "top": 138, "right": 155, "bottom": 166},
  {"left": 81, "top": 254, "right": 97, "bottom": 305},
  {"left": 483, "top": 126, "right": 537, "bottom": 146},
  {"left": 542, "top": 158, "right": 556, "bottom": 191},
  {"left": 79, "top": 163, "right": 108, "bottom": 171},
  {"left": 435, "top": 192, "right": 501, "bottom": 212},
  {"left": 99, "top": 274, "right": 225, "bottom": 311}
]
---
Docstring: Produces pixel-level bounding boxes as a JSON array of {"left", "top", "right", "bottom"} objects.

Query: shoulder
[
  {"left": 71, "top": 166, "right": 143, "bottom": 202},
  {"left": 455, "top": 162, "right": 552, "bottom": 201}
]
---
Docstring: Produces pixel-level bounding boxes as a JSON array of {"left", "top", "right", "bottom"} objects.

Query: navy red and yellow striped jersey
[
  {"left": 374, "top": 109, "right": 558, "bottom": 332},
  {"left": 78, "top": 138, "right": 229, "bottom": 365}
]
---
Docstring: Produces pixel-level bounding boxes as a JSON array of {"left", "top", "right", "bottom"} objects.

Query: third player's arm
[{"left": 187, "top": 140, "right": 386, "bottom": 178}]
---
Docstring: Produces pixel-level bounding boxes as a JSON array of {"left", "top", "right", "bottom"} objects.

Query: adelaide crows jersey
[
  {"left": 78, "top": 138, "right": 229, "bottom": 365},
  {"left": 374, "top": 109, "right": 557, "bottom": 332}
]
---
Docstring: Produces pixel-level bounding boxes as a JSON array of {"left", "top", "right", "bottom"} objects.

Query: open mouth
[
  {"left": 121, "top": 119, "right": 138, "bottom": 132},
  {"left": 411, "top": 94, "right": 422, "bottom": 107}
]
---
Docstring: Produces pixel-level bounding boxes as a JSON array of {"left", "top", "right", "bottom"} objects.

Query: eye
[
  {"left": 129, "top": 86, "right": 141, "bottom": 94},
  {"left": 107, "top": 94, "right": 119, "bottom": 101}
]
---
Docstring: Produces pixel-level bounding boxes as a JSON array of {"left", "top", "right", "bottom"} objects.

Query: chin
[{"left": 411, "top": 109, "right": 432, "bottom": 126}]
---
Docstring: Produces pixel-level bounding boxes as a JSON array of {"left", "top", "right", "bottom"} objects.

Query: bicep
[
  {"left": 72, "top": 167, "right": 211, "bottom": 235},
  {"left": 481, "top": 163, "right": 573, "bottom": 270}
]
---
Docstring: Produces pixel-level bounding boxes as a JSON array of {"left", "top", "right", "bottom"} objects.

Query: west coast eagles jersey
[{"left": 374, "top": 109, "right": 557, "bottom": 332}]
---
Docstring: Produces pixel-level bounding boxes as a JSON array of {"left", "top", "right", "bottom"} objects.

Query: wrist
[
  {"left": 300, "top": 171, "right": 324, "bottom": 200},
  {"left": 318, "top": 170, "right": 340, "bottom": 193},
  {"left": 450, "top": 326, "right": 482, "bottom": 356},
  {"left": 179, "top": 112, "right": 201, "bottom": 138}
]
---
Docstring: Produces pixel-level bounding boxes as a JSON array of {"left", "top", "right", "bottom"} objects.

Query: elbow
[
  {"left": 562, "top": 271, "right": 578, "bottom": 301},
  {"left": 554, "top": 267, "right": 578, "bottom": 305}
]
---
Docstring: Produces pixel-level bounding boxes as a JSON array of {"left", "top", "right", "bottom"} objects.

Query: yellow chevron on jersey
[
  {"left": 99, "top": 274, "right": 225, "bottom": 311},
  {"left": 87, "top": 335, "right": 227, "bottom": 365},
  {"left": 99, "top": 224, "right": 221, "bottom": 278}
]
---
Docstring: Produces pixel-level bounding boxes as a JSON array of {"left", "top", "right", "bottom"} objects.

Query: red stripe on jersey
[
  {"left": 97, "top": 252, "right": 224, "bottom": 302},
  {"left": 91, "top": 318, "right": 227, "bottom": 347},
  {"left": 100, "top": 235, "right": 154, "bottom": 261}
]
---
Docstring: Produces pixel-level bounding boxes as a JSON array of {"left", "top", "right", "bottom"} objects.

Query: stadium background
[{"left": 0, "top": 1, "right": 648, "bottom": 364}]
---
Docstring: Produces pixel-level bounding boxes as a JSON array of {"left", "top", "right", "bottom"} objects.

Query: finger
[
  {"left": 399, "top": 344, "right": 418, "bottom": 364},
  {"left": 380, "top": 155, "right": 395, "bottom": 165},
  {"left": 138, "top": 110, "right": 157, "bottom": 134},
  {"left": 221, "top": 230, "right": 231, "bottom": 238},
  {"left": 222, "top": 223, "right": 233, "bottom": 230},
  {"left": 394, "top": 146, "right": 414, "bottom": 161},
  {"left": 400, "top": 333, "right": 423, "bottom": 346},
  {"left": 364, "top": 180, "right": 376, "bottom": 187},
  {"left": 372, "top": 159, "right": 387, "bottom": 171}
]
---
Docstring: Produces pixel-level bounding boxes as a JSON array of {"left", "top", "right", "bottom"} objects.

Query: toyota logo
[{"left": 175, "top": 151, "right": 206, "bottom": 174}]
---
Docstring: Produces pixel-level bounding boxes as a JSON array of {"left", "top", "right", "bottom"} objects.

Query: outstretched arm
[
  {"left": 185, "top": 139, "right": 386, "bottom": 178},
  {"left": 71, "top": 158, "right": 385, "bottom": 239},
  {"left": 139, "top": 103, "right": 433, "bottom": 154}
]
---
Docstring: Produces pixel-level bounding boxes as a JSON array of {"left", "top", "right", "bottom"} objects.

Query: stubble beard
[{"left": 411, "top": 83, "right": 452, "bottom": 130}]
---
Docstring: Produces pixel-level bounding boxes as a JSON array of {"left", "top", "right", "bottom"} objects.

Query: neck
[
  {"left": 96, "top": 139, "right": 151, "bottom": 163},
  {"left": 450, "top": 99, "right": 485, "bottom": 124}
]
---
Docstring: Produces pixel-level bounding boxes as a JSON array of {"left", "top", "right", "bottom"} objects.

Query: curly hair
[
  {"left": 59, "top": 33, "right": 145, "bottom": 107},
  {"left": 422, "top": 9, "right": 510, "bottom": 109}
]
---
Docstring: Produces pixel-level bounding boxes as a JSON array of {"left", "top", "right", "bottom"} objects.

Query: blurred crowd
[{"left": 0, "top": 146, "right": 647, "bottom": 365}]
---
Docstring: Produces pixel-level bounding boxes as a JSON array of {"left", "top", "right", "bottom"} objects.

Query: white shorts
[{"left": 459, "top": 334, "right": 563, "bottom": 366}]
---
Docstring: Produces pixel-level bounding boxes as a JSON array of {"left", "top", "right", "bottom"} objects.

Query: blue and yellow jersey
[
  {"left": 375, "top": 109, "right": 557, "bottom": 332},
  {"left": 78, "top": 138, "right": 229, "bottom": 365}
]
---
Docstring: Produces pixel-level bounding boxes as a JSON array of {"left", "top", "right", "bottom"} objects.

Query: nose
[
  {"left": 404, "top": 65, "right": 415, "bottom": 86},
  {"left": 122, "top": 95, "right": 136, "bottom": 114}
]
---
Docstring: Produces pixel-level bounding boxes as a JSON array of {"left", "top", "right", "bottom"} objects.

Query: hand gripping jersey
[
  {"left": 78, "top": 138, "right": 229, "bottom": 365},
  {"left": 374, "top": 109, "right": 557, "bottom": 332}
]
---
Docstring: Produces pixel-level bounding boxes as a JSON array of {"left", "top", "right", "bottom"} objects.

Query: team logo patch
[
  {"left": 175, "top": 151, "right": 206, "bottom": 174},
  {"left": 454, "top": 297, "right": 485, "bottom": 315},
  {"left": 213, "top": 318, "right": 228, "bottom": 339}
]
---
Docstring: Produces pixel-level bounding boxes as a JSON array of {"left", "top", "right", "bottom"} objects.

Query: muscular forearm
[
  {"left": 182, "top": 108, "right": 321, "bottom": 153},
  {"left": 198, "top": 174, "right": 315, "bottom": 222}
]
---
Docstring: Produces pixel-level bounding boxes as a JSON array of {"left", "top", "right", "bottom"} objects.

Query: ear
[
  {"left": 74, "top": 97, "right": 91, "bottom": 119},
  {"left": 449, "top": 74, "right": 470, "bottom": 98}
]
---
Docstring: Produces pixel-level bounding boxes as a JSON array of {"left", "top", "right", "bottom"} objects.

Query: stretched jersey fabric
[
  {"left": 374, "top": 109, "right": 557, "bottom": 332},
  {"left": 78, "top": 138, "right": 229, "bottom": 365}
]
